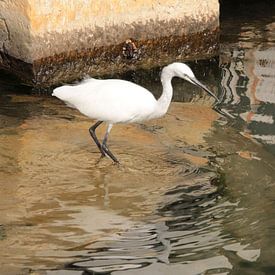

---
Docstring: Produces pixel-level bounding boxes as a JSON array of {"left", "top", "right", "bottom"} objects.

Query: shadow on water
[{"left": 1, "top": 2, "right": 275, "bottom": 275}]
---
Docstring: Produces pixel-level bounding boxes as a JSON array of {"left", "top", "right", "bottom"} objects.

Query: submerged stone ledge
[{"left": 0, "top": 0, "right": 219, "bottom": 88}]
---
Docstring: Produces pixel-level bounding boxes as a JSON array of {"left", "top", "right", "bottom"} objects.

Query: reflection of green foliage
[{"left": 0, "top": 225, "right": 6, "bottom": 240}]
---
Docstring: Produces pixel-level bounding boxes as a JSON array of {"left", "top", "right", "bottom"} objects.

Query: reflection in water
[
  {"left": 220, "top": 13, "right": 275, "bottom": 154},
  {"left": 58, "top": 170, "right": 239, "bottom": 274},
  {"left": 0, "top": 89, "right": 225, "bottom": 274},
  {"left": 0, "top": 89, "right": 268, "bottom": 274}
]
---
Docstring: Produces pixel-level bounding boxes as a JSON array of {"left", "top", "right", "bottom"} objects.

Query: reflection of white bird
[{"left": 52, "top": 62, "right": 219, "bottom": 163}]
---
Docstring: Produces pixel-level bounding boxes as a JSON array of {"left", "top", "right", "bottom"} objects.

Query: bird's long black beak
[{"left": 188, "top": 77, "right": 220, "bottom": 103}]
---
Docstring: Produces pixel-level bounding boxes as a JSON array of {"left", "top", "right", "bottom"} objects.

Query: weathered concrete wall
[
  {"left": 0, "top": 1, "right": 31, "bottom": 60},
  {"left": 0, "top": 1, "right": 33, "bottom": 79},
  {"left": 0, "top": 0, "right": 219, "bottom": 88}
]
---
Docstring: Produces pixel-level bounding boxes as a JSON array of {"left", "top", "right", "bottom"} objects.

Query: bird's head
[
  {"left": 163, "top": 62, "right": 220, "bottom": 102},
  {"left": 171, "top": 62, "right": 196, "bottom": 80}
]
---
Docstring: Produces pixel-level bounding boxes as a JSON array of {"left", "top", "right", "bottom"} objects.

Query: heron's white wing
[{"left": 53, "top": 79, "right": 157, "bottom": 123}]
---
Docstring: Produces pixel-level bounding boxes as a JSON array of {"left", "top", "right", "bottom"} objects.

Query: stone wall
[{"left": 0, "top": 0, "right": 219, "bottom": 88}]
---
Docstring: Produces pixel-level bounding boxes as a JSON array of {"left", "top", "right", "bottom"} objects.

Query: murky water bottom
[{"left": 1, "top": 4, "right": 275, "bottom": 275}]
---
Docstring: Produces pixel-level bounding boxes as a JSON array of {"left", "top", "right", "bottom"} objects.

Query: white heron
[{"left": 52, "top": 62, "right": 219, "bottom": 163}]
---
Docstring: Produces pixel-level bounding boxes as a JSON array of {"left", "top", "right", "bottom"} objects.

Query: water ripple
[{"left": 54, "top": 168, "right": 236, "bottom": 274}]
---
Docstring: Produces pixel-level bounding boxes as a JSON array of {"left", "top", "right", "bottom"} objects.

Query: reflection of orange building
[
  {"left": 243, "top": 47, "right": 275, "bottom": 146},
  {"left": 254, "top": 48, "right": 275, "bottom": 104},
  {"left": 220, "top": 21, "right": 275, "bottom": 148},
  {"left": 241, "top": 47, "right": 275, "bottom": 123}
]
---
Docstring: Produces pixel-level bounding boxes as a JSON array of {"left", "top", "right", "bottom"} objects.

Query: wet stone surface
[
  {"left": 0, "top": 27, "right": 219, "bottom": 88},
  {"left": 32, "top": 27, "right": 219, "bottom": 88}
]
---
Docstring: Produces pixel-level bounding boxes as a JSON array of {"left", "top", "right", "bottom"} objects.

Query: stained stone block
[{"left": 0, "top": 0, "right": 219, "bottom": 88}]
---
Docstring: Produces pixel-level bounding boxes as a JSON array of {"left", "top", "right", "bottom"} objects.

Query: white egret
[{"left": 52, "top": 62, "right": 219, "bottom": 163}]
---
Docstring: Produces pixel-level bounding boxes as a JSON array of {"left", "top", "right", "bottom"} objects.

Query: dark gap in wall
[{"left": 220, "top": 0, "right": 275, "bottom": 20}]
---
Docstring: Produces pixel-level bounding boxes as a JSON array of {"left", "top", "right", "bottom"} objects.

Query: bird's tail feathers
[{"left": 52, "top": 86, "right": 74, "bottom": 100}]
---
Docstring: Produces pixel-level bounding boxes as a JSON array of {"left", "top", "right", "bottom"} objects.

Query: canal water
[{"left": 1, "top": 3, "right": 275, "bottom": 275}]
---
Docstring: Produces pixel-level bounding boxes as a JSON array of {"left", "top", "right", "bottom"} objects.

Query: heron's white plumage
[
  {"left": 52, "top": 62, "right": 218, "bottom": 163},
  {"left": 53, "top": 78, "right": 158, "bottom": 123}
]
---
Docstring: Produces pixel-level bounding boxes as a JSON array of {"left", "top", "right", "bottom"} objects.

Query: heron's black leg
[
  {"left": 102, "top": 124, "right": 119, "bottom": 163},
  {"left": 89, "top": 121, "right": 106, "bottom": 156}
]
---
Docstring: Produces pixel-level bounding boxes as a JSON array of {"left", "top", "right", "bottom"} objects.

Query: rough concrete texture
[
  {"left": 0, "top": 1, "right": 31, "bottom": 60},
  {"left": 0, "top": 0, "right": 219, "bottom": 87}
]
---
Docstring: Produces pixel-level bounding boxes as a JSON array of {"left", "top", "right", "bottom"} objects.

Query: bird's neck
[{"left": 155, "top": 69, "right": 173, "bottom": 118}]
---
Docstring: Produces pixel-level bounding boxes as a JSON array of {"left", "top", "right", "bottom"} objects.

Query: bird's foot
[{"left": 102, "top": 144, "right": 120, "bottom": 164}]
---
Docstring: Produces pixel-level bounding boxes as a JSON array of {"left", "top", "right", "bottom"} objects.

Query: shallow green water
[{"left": 1, "top": 4, "right": 275, "bottom": 275}]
